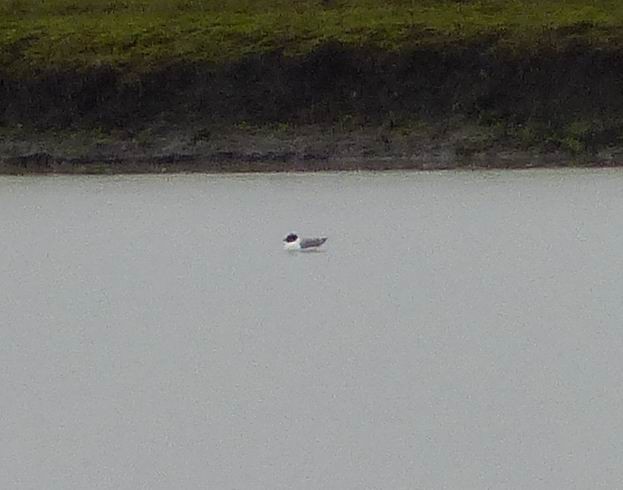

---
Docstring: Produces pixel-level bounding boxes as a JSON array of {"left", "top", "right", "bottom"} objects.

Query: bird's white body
[{"left": 283, "top": 237, "right": 302, "bottom": 251}]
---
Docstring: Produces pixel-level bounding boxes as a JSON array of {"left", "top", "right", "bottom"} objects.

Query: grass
[{"left": 3, "top": 0, "right": 623, "bottom": 76}]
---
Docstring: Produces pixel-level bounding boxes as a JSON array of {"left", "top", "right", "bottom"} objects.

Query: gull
[{"left": 283, "top": 233, "right": 327, "bottom": 251}]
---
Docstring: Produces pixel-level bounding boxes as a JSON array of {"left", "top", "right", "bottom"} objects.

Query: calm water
[{"left": 2, "top": 170, "right": 623, "bottom": 489}]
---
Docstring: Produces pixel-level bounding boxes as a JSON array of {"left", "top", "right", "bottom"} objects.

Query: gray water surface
[{"left": 2, "top": 170, "right": 623, "bottom": 489}]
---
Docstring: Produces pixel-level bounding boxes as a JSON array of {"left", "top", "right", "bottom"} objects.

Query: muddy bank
[
  {"left": 2, "top": 125, "right": 623, "bottom": 174},
  {"left": 3, "top": 42, "right": 623, "bottom": 131},
  {"left": 3, "top": 41, "right": 623, "bottom": 173}
]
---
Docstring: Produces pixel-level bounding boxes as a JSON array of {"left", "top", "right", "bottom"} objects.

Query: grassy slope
[
  {"left": 3, "top": 0, "right": 623, "bottom": 76},
  {"left": 3, "top": 0, "right": 623, "bottom": 156}
]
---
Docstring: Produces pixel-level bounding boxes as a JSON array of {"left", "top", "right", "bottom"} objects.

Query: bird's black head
[{"left": 284, "top": 233, "right": 298, "bottom": 243}]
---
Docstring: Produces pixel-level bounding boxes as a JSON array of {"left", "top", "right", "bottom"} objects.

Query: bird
[{"left": 283, "top": 233, "right": 327, "bottom": 251}]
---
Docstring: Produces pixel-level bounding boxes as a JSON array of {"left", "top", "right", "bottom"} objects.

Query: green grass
[{"left": 3, "top": 0, "right": 623, "bottom": 76}]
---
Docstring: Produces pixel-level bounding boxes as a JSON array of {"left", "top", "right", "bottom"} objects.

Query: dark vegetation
[{"left": 2, "top": 0, "right": 623, "bottom": 159}]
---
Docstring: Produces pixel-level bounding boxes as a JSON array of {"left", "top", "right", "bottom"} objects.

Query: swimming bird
[{"left": 283, "top": 233, "right": 327, "bottom": 251}]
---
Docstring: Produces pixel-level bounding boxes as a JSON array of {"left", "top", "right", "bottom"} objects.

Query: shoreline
[
  {"left": 2, "top": 126, "right": 623, "bottom": 175},
  {"left": 5, "top": 154, "right": 623, "bottom": 175}
]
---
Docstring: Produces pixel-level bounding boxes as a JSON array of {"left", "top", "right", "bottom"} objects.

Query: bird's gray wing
[{"left": 300, "top": 237, "right": 327, "bottom": 249}]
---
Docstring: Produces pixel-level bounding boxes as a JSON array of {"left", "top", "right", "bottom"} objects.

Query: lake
[{"left": 2, "top": 169, "right": 623, "bottom": 489}]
